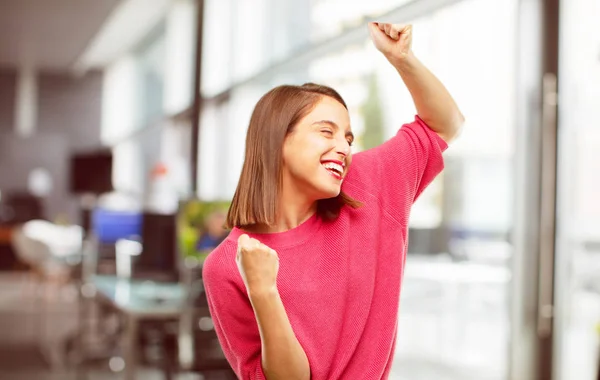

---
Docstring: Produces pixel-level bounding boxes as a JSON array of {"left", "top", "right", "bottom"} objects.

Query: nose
[{"left": 335, "top": 140, "right": 350, "bottom": 158}]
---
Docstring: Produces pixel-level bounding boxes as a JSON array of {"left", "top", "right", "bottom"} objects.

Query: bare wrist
[
  {"left": 389, "top": 50, "right": 417, "bottom": 72},
  {"left": 248, "top": 286, "right": 279, "bottom": 303}
]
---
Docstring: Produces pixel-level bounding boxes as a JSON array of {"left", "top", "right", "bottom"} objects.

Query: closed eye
[
  {"left": 345, "top": 132, "right": 355, "bottom": 147},
  {"left": 321, "top": 129, "right": 334, "bottom": 136}
]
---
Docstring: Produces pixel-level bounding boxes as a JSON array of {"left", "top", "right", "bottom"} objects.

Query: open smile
[{"left": 321, "top": 160, "right": 345, "bottom": 181}]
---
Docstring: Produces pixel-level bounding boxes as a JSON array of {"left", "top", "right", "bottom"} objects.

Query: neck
[
  {"left": 273, "top": 199, "right": 317, "bottom": 233},
  {"left": 246, "top": 178, "right": 317, "bottom": 234}
]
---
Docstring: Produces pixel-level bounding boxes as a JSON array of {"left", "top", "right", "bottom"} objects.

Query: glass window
[
  {"left": 202, "top": 0, "right": 421, "bottom": 96},
  {"left": 221, "top": 85, "right": 267, "bottom": 198},
  {"left": 112, "top": 140, "right": 143, "bottom": 196},
  {"left": 198, "top": 0, "right": 518, "bottom": 377},
  {"left": 201, "top": 0, "right": 234, "bottom": 96},
  {"left": 163, "top": 0, "right": 198, "bottom": 114},
  {"left": 230, "top": 0, "right": 270, "bottom": 82},
  {"left": 136, "top": 24, "right": 167, "bottom": 126},
  {"left": 555, "top": 0, "right": 600, "bottom": 379},
  {"left": 198, "top": 100, "right": 228, "bottom": 200},
  {"left": 101, "top": 55, "right": 142, "bottom": 145}
]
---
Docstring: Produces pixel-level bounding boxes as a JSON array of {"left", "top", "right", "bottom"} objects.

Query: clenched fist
[
  {"left": 368, "top": 22, "right": 413, "bottom": 63},
  {"left": 236, "top": 234, "right": 279, "bottom": 297}
]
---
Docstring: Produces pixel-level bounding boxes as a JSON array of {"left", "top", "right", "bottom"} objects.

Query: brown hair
[{"left": 226, "top": 83, "right": 362, "bottom": 229}]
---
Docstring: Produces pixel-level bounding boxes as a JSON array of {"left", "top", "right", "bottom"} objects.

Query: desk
[{"left": 86, "top": 275, "right": 186, "bottom": 380}]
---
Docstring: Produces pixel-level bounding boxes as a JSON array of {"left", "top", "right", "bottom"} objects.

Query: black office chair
[{"left": 2, "top": 192, "right": 45, "bottom": 224}]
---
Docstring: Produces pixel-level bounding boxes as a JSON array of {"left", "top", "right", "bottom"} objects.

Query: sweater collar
[{"left": 226, "top": 212, "right": 322, "bottom": 249}]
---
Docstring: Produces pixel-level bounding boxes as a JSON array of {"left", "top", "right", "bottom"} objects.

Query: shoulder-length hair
[{"left": 226, "top": 83, "right": 362, "bottom": 229}]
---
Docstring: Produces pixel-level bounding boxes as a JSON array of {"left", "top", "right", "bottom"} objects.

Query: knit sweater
[{"left": 202, "top": 116, "right": 448, "bottom": 379}]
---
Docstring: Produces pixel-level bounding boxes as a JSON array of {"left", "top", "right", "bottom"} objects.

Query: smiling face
[
  {"left": 227, "top": 83, "right": 362, "bottom": 229},
  {"left": 281, "top": 96, "right": 354, "bottom": 202}
]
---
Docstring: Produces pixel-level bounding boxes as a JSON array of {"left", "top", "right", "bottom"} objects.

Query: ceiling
[{"left": 0, "top": 0, "right": 121, "bottom": 71}]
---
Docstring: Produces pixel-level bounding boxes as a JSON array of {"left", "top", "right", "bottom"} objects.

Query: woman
[{"left": 202, "top": 22, "right": 464, "bottom": 379}]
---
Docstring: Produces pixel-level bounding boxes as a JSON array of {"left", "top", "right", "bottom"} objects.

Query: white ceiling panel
[{"left": 0, "top": 0, "right": 120, "bottom": 70}]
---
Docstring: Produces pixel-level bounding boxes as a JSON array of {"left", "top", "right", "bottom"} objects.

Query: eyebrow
[{"left": 313, "top": 120, "right": 354, "bottom": 141}]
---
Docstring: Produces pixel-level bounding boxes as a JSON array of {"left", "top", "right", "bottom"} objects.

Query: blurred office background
[{"left": 0, "top": 0, "right": 598, "bottom": 379}]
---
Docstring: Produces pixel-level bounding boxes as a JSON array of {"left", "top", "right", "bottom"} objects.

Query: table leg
[
  {"left": 75, "top": 282, "right": 87, "bottom": 380},
  {"left": 123, "top": 314, "right": 138, "bottom": 380}
]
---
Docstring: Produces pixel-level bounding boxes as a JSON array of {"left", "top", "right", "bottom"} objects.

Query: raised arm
[{"left": 368, "top": 22, "right": 464, "bottom": 142}]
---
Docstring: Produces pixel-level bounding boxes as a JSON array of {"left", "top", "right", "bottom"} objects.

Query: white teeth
[{"left": 322, "top": 162, "right": 343, "bottom": 175}]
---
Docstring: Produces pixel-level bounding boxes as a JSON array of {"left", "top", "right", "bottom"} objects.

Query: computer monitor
[
  {"left": 69, "top": 150, "right": 113, "bottom": 195},
  {"left": 135, "top": 212, "right": 178, "bottom": 281}
]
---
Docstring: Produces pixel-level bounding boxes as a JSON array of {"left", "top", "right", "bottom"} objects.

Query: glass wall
[
  {"left": 198, "top": 0, "right": 518, "bottom": 378},
  {"left": 555, "top": 0, "right": 600, "bottom": 378},
  {"left": 101, "top": 0, "right": 197, "bottom": 205},
  {"left": 136, "top": 24, "right": 167, "bottom": 127}
]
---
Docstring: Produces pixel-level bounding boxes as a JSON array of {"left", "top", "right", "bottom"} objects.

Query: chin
[
  {"left": 315, "top": 185, "right": 341, "bottom": 200},
  {"left": 305, "top": 173, "right": 343, "bottom": 200}
]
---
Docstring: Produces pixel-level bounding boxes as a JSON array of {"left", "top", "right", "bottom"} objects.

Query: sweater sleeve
[
  {"left": 346, "top": 115, "right": 448, "bottom": 225},
  {"left": 202, "top": 252, "right": 267, "bottom": 380}
]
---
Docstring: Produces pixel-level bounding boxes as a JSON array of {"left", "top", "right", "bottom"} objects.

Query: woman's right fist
[{"left": 236, "top": 234, "right": 279, "bottom": 296}]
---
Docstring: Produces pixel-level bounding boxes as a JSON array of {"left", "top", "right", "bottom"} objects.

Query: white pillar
[{"left": 15, "top": 66, "right": 38, "bottom": 137}]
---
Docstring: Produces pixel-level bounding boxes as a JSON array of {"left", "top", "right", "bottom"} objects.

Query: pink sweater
[{"left": 202, "top": 116, "right": 447, "bottom": 379}]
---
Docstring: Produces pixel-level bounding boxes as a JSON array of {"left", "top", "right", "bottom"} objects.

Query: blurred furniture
[
  {"left": 79, "top": 275, "right": 185, "bottom": 380},
  {"left": 91, "top": 209, "right": 142, "bottom": 247},
  {"left": 69, "top": 150, "right": 113, "bottom": 195},
  {"left": 402, "top": 254, "right": 511, "bottom": 357},
  {"left": 1, "top": 192, "right": 45, "bottom": 224},
  {"left": 404, "top": 258, "right": 511, "bottom": 285},
  {"left": 82, "top": 269, "right": 234, "bottom": 380},
  {"left": 87, "top": 209, "right": 178, "bottom": 282},
  {"left": 0, "top": 192, "right": 45, "bottom": 270},
  {"left": 0, "top": 224, "right": 18, "bottom": 270},
  {"left": 85, "top": 208, "right": 143, "bottom": 277},
  {"left": 160, "top": 263, "right": 235, "bottom": 380},
  {"left": 408, "top": 226, "right": 450, "bottom": 255},
  {"left": 11, "top": 220, "right": 83, "bottom": 278},
  {"left": 446, "top": 226, "right": 511, "bottom": 264},
  {"left": 10, "top": 219, "right": 83, "bottom": 368},
  {"left": 134, "top": 212, "right": 179, "bottom": 282},
  {"left": 76, "top": 207, "right": 232, "bottom": 379}
]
